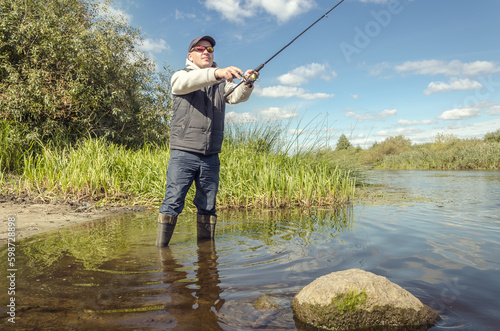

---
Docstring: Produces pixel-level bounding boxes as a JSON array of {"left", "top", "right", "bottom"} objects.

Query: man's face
[{"left": 188, "top": 40, "right": 214, "bottom": 69}]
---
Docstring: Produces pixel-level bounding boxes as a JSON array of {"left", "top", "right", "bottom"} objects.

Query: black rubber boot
[
  {"left": 156, "top": 214, "right": 177, "bottom": 247},
  {"left": 197, "top": 214, "right": 216, "bottom": 240}
]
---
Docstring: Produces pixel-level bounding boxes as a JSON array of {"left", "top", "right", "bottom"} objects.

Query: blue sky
[{"left": 108, "top": 0, "right": 500, "bottom": 148}]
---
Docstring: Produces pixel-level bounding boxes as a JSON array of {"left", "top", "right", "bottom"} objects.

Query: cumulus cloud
[
  {"left": 398, "top": 119, "right": 435, "bottom": 126},
  {"left": 345, "top": 109, "right": 397, "bottom": 122},
  {"left": 394, "top": 60, "right": 500, "bottom": 77},
  {"left": 99, "top": 2, "right": 132, "bottom": 22},
  {"left": 175, "top": 9, "right": 196, "bottom": 20},
  {"left": 378, "top": 109, "right": 397, "bottom": 117},
  {"left": 225, "top": 111, "right": 258, "bottom": 123},
  {"left": 254, "top": 85, "right": 334, "bottom": 100},
  {"left": 139, "top": 38, "right": 170, "bottom": 54},
  {"left": 437, "top": 107, "right": 481, "bottom": 120},
  {"left": 485, "top": 105, "right": 500, "bottom": 116},
  {"left": 424, "top": 78, "right": 483, "bottom": 95},
  {"left": 226, "top": 107, "right": 298, "bottom": 123},
  {"left": 254, "top": 107, "right": 298, "bottom": 120},
  {"left": 375, "top": 127, "right": 423, "bottom": 137},
  {"left": 436, "top": 101, "right": 499, "bottom": 121},
  {"left": 277, "top": 63, "right": 336, "bottom": 86},
  {"left": 345, "top": 112, "right": 372, "bottom": 122},
  {"left": 204, "top": 0, "right": 315, "bottom": 23}
]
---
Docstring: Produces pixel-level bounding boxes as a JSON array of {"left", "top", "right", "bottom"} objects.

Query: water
[{"left": 1, "top": 170, "right": 499, "bottom": 330}]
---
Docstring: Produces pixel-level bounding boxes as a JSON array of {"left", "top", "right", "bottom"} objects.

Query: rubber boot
[
  {"left": 197, "top": 214, "right": 216, "bottom": 240},
  {"left": 156, "top": 214, "right": 177, "bottom": 247}
]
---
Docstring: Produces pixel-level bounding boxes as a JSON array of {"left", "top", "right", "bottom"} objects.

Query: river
[{"left": 1, "top": 170, "right": 499, "bottom": 330}]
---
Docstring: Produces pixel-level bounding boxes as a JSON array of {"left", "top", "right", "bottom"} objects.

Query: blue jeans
[{"left": 159, "top": 149, "right": 220, "bottom": 217}]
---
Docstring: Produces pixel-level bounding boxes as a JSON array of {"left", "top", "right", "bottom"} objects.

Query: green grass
[
  {"left": 324, "top": 133, "right": 500, "bottom": 171},
  {"left": 1, "top": 122, "right": 357, "bottom": 209},
  {"left": 377, "top": 140, "right": 500, "bottom": 170}
]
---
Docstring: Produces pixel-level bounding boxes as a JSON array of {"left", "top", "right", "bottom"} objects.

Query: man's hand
[
  {"left": 243, "top": 70, "right": 259, "bottom": 87},
  {"left": 215, "top": 66, "right": 244, "bottom": 82}
]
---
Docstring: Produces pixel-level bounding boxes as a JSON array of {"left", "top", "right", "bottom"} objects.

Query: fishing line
[{"left": 224, "top": 0, "right": 346, "bottom": 98}]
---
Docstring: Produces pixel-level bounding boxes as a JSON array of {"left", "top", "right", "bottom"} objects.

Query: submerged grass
[{"left": 2, "top": 122, "right": 356, "bottom": 209}]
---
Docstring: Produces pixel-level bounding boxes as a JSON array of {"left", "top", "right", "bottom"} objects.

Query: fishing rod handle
[{"left": 223, "top": 68, "right": 261, "bottom": 98}]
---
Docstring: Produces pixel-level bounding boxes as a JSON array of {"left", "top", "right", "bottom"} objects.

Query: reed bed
[
  {"left": 378, "top": 141, "right": 500, "bottom": 170},
  {"left": 7, "top": 125, "right": 356, "bottom": 208}
]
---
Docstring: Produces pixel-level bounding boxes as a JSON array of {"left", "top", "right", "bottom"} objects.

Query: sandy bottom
[{"left": 0, "top": 197, "right": 151, "bottom": 246}]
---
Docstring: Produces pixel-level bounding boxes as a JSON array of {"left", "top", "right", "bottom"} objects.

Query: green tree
[
  {"left": 0, "top": 0, "right": 172, "bottom": 148},
  {"left": 335, "top": 134, "right": 352, "bottom": 151},
  {"left": 361, "top": 135, "right": 411, "bottom": 164},
  {"left": 484, "top": 129, "right": 500, "bottom": 143}
]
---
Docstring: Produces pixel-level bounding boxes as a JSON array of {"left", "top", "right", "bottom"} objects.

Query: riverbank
[{"left": 0, "top": 193, "right": 150, "bottom": 246}]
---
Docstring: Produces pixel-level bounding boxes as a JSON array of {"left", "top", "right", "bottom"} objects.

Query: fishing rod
[{"left": 224, "top": 0, "right": 346, "bottom": 98}]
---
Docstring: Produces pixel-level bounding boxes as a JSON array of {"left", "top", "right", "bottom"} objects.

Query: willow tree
[{"left": 0, "top": 0, "right": 172, "bottom": 148}]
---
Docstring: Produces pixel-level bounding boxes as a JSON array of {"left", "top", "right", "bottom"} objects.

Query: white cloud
[
  {"left": 204, "top": 0, "right": 315, "bottom": 23},
  {"left": 204, "top": 0, "right": 253, "bottom": 23},
  {"left": 254, "top": 85, "right": 334, "bottom": 100},
  {"left": 225, "top": 111, "right": 258, "bottom": 123},
  {"left": 424, "top": 78, "right": 483, "bottom": 95},
  {"left": 99, "top": 2, "right": 132, "bottom": 22},
  {"left": 410, "top": 118, "right": 500, "bottom": 143},
  {"left": 226, "top": 107, "right": 298, "bottom": 123},
  {"left": 277, "top": 63, "right": 336, "bottom": 86},
  {"left": 258, "top": 0, "right": 316, "bottom": 23},
  {"left": 367, "top": 61, "right": 392, "bottom": 76},
  {"left": 175, "top": 9, "right": 196, "bottom": 20},
  {"left": 375, "top": 127, "right": 423, "bottom": 137},
  {"left": 398, "top": 119, "right": 435, "bottom": 126},
  {"left": 378, "top": 109, "right": 397, "bottom": 117},
  {"left": 139, "top": 38, "right": 170, "bottom": 54},
  {"left": 437, "top": 107, "right": 481, "bottom": 120},
  {"left": 345, "top": 109, "right": 396, "bottom": 121},
  {"left": 345, "top": 112, "right": 372, "bottom": 122},
  {"left": 439, "top": 101, "right": 500, "bottom": 120},
  {"left": 485, "top": 105, "right": 500, "bottom": 116},
  {"left": 254, "top": 107, "right": 298, "bottom": 120},
  {"left": 351, "top": 94, "right": 359, "bottom": 100},
  {"left": 394, "top": 60, "right": 500, "bottom": 77}
]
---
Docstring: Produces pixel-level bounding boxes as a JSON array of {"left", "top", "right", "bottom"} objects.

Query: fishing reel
[{"left": 243, "top": 71, "right": 259, "bottom": 88}]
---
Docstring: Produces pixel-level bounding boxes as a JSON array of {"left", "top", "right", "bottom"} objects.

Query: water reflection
[
  {"left": 157, "top": 241, "right": 224, "bottom": 330},
  {"left": 2, "top": 171, "right": 500, "bottom": 330}
]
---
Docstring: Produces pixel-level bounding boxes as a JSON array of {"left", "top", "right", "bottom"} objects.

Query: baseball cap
[{"left": 188, "top": 35, "right": 216, "bottom": 53}]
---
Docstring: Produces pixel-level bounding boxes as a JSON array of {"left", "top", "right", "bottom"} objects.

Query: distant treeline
[{"left": 325, "top": 131, "right": 500, "bottom": 170}]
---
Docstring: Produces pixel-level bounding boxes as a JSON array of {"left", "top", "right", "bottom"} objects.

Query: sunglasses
[{"left": 191, "top": 46, "right": 214, "bottom": 53}]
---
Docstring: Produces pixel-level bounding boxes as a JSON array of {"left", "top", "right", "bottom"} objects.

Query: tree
[
  {"left": 484, "top": 129, "right": 500, "bottom": 143},
  {"left": 0, "top": 0, "right": 172, "bottom": 147},
  {"left": 335, "top": 134, "right": 352, "bottom": 151}
]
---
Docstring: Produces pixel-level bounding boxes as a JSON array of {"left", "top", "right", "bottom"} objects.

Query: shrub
[{"left": 0, "top": 0, "right": 172, "bottom": 148}]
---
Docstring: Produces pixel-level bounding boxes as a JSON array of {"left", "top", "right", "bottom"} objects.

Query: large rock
[{"left": 291, "top": 269, "right": 439, "bottom": 330}]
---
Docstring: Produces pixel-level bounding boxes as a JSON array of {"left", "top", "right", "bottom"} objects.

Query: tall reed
[
  {"left": 14, "top": 122, "right": 356, "bottom": 208},
  {"left": 378, "top": 140, "right": 500, "bottom": 170}
]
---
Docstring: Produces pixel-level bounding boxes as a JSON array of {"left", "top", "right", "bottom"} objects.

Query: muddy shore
[{"left": 0, "top": 194, "right": 151, "bottom": 246}]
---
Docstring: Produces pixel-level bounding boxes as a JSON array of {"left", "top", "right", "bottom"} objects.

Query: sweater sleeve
[
  {"left": 171, "top": 68, "right": 220, "bottom": 95},
  {"left": 224, "top": 81, "right": 254, "bottom": 105}
]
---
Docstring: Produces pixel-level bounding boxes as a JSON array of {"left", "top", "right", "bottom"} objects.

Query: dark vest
[{"left": 169, "top": 70, "right": 226, "bottom": 155}]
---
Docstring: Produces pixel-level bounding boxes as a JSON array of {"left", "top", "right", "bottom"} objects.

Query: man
[{"left": 156, "top": 35, "right": 257, "bottom": 247}]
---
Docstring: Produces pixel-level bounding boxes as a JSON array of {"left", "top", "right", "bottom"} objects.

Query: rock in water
[{"left": 291, "top": 269, "right": 439, "bottom": 330}]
